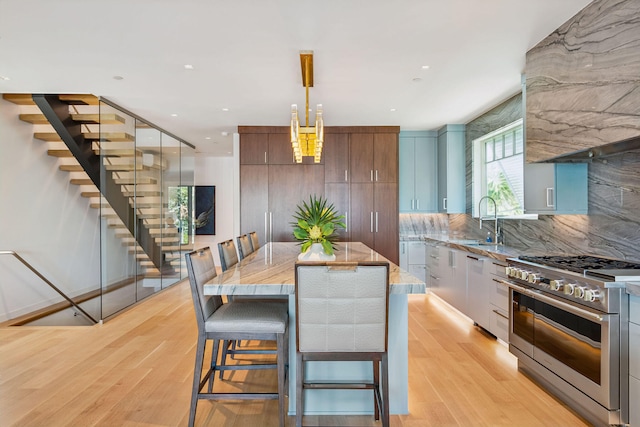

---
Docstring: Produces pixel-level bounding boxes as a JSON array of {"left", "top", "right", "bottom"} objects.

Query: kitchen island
[{"left": 203, "top": 241, "right": 426, "bottom": 416}]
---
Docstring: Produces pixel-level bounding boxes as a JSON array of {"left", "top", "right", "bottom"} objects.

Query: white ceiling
[{"left": 0, "top": 0, "right": 592, "bottom": 156}]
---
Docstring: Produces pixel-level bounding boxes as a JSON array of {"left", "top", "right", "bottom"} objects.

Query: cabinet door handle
[
  {"left": 264, "top": 151, "right": 267, "bottom": 164},
  {"left": 443, "top": 197, "right": 448, "bottom": 211},
  {"left": 345, "top": 212, "right": 348, "bottom": 232},
  {"left": 370, "top": 212, "right": 374, "bottom": 233},
  {"left": 492, "top": 309, "right": 509, "bottom": 320},
  {"left": 416, "top": 199, "right": 420, "bottom": 210},
  {"left": 375, "top": 170, "right": 379, "bottom": 181},
  {"left": 344, "top": 170, "right": 348, "bottom": 182},
  {"left": 370, "top": 170, "right": 374, "bottom": 182},
  {"left": 411, "top": 199, "right": 414, "bottom": 210},
  {"left": 375, "top": 212, "right": 379, "bottom": 233},
  {"left": 401, "top": 243, "right": 406, "bottom": 254},
  {"left": 466, "top": 255, "right": 482, "bottom": 261},
  {"left": 269, "top": 212, "right": 273, "bottom": 242},
  {"left": 546, "top": 187, "right": 555, "bottom": 208}
]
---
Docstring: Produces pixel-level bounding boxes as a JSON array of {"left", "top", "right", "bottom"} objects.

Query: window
[{"left": 473, "top": 119, "right": 524, "bottom": 217}]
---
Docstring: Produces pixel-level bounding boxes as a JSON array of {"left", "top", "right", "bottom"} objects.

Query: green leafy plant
[{"left": 291, "top": 195, "right": 346, "bottom": 255}]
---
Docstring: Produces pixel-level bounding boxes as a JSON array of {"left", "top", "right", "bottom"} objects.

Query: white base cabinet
[
  {"left": 399, "top": 241, "right": 427, "bottom": 285},
  {"left": 427, "top": 242, "right": 510, "bottom": 343}
]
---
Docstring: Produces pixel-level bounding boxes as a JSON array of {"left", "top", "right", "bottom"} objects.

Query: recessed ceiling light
[
  {"left": 184, "top": 64, "right": 194, "bottom": 70},
  {"left": 113, "top": 75, "right": 124, "bottom": 80},
  {"left": 390, "top": 108, "right": 397, "bottom": 112},
  {"left": 205, "top": 136, "right": 211, "bottom": 140},
  {"left": 421, "top": 65, "right": 430, "bottom": 70},
  {"left": 221, "top": 131, "right": 229, "bottom": 136},
  {"left": 222, "top": 108, "right": 229, "bottom": 112},
  {"left": 0, "top": 75, "right": 10, "bottom": 81},
  {"left": 171, "top": 113, "right": 178, "bottom": 117}
]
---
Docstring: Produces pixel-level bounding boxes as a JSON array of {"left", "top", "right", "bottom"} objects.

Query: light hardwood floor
[{"left": 0, "top": 281, "right": 591, "bottom": 426}]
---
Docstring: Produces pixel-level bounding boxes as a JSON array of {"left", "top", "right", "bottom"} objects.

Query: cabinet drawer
[
  {"left": 490, "top": 261, "right": 507, "bottom": 278},
  {"left": 490, "top": 279, "right": 509, "bottom": 310},
  {"left": 631, "top": 321, "right": 640, "bottom": 380},
  {"left": 631, "top": 375, "right": 640, "bottom": 427},
  {"left": 489, "top": 306, "right": 509, "bottom": 343},
  {"left": 631, "top": 295, "right": 640, "bottom": 325}
]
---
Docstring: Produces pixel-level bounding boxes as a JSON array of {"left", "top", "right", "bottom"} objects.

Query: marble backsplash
[{"left": 401, "top": 149, "right": 640, "bottom": 262}]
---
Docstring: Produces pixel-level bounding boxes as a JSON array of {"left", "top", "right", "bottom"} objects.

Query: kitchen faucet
[{"left": 478, "top": 195, "right": 501, "bottom": 244}]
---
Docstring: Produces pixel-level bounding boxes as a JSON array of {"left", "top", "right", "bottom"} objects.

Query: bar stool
[
  {"left": 217, "top": 239, "right": 238, "bottom": 272},
  {"left": 294, "top": 261, "right": 390, "bottom": 427},
  {"left": 185, "top": 247, "right": 288, "bottom": 427},
  {"left": 249, "top": 231, "right": 260, "bottom": 251},
  {"left": 236, "top": 234, "right": 254, "bottom": 261}
]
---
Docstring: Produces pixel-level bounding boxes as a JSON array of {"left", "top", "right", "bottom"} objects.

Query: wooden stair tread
[
  {"left": 70, "top": 178, "right": 94, "bottom": 185},
  {"left": 20, "top": 113, "right": 126, "bottom": 125},
  {"left": 58, "top": 94, "right": 99, "bottom": 105},
  {"left": 59, "top": 165, "right": 84, "bottom": 172},
  {"left": 81, "top": 192, "right": 101, "bottom": 198},
  {"left": 70, "top": 113, "right": 126, "bottom": 124},
  {"left": 2, "top": 94, "right": 34, "bottom": 105},
  {"left": 19, "top": 114, "right": 49, "bottom": 124},
  {"left": 36, "top": 132, "right": 135, "bottom": 142},
  {"left": 47, "top": 149, "right": 73, "bottom": 157}
]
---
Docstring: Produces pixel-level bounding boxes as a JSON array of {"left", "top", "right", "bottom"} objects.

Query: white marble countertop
[{"left": 204, "top": 241, "right": 426, "bottom": 296}]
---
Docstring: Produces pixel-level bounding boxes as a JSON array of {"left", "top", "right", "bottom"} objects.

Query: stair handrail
[{"left": 0, "top": 250, "right": 99, "bottom": 324}]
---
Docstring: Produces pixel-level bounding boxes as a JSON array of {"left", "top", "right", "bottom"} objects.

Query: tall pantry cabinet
[{"left": 239, "top": 126, "right": 399, "bottom": 264}]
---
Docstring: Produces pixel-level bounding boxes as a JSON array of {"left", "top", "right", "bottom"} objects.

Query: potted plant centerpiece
[{"left": 292, "top": 195, "right": 346, "bottom": 261}]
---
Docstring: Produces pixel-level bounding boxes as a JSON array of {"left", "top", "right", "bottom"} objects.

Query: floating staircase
[{"left": 3, "top": 93, "right": 188, "bottom": 278}]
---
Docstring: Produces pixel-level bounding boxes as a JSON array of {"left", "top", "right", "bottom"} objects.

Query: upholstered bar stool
[
  {"left": 185, "top": 247, "right": 288, "bottom": 427},
  {"left": 217, "top": 239, "right": 239, "bottom": 272},
  {"left": 249, "top": 231, "right": 260, "bottom": 251},
  {"left": 236, "top": 234, "right": 254, "bottom": 261},
  {"left": 294, "top": 261, "right": 390, "bottom": 427}
]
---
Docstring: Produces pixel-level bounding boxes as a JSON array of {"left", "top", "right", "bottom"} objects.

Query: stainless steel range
[{"left": 503, "top": 255, "right": 635, "bottom": 426}]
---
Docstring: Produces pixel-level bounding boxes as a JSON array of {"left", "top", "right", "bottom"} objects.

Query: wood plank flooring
[{"left": 0, "top": 281, "right": 591, "bottom": 426}]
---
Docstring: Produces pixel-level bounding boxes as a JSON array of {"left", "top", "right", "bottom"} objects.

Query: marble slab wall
[{"left": 525, "top": 0, "right": 640, "bottom": 162}]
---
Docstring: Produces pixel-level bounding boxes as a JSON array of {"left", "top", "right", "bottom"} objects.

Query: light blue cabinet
[
  {"left": 399, "top": 131, "right": 437, "bottom": 213},
  {"left": 524, "top": 163, "right": 588, "bottom": 214},
  {"left": 437, "top": 125, "right": 466, "bottom": 213}
]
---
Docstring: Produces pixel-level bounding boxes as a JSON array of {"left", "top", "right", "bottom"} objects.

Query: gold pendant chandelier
[{"left": 291, "top": 50, "right": 323, "bottom": 163}]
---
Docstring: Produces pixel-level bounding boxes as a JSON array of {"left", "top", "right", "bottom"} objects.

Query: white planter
[{"left": 297, "top": 242, "right": 336, "bottom": 261}]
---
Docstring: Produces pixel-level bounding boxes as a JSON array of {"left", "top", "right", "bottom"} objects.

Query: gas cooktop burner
[{"left": 518, "top": 254, "right": 640, "bottom": 274}]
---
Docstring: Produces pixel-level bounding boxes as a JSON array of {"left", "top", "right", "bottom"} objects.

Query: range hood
[{"left": 542, "top": 134, "right": 640, "bottom": 162}]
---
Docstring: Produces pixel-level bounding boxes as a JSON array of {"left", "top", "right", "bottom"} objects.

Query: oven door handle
[
  {"left": 499, "top": 279, "right": 608, "bottom": 323},
  {"left": 499, "top": 279, "right": 532, "bottom": 295}
]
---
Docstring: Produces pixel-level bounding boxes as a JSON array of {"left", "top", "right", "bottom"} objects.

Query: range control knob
[
  {"left": 584, "top": 289, "right": 601, "bottom": 302},
  {"left": 564, "top": 283, "right": 576, "bottom": 296},
  {"left": 574, "top": 286, "right": 586, "bottom": 299},
  {"left": 505, "top": 266, "right": 512, "bottom": 276},
  {"left": 527, "top": 273, "right": 540, "bottom": 284},
  {"left": 519, "top": 270, "right": 529, "bottom": 281},
  {"left": 550, "top": 279, "right": 565, "bottom": 291}
]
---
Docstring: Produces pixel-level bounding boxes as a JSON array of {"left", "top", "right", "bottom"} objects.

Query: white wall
[
  {"left": 0, "top": 98, "right": 101, "bottom": 321},
  {"left": 194, "top": 153, "right": 238, "bottom": 268}
]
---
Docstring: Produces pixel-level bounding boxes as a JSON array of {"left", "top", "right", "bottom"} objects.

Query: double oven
[{"left": 503, "top": 255, "right": 635, "bottom": 426}]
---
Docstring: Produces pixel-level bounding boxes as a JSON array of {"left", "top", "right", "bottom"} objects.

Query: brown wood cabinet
[{"left": 239, "top": 126, "right": 399, "bottom": 264}]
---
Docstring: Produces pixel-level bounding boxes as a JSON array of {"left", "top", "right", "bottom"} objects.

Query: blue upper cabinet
[
  {"left": 524, "top": 163, "right": 588, "bottom": 214},
  {"left": 437, "top": 125, "right": 466, "bottom": 214},
  {"left": 399, "top": 131, "right": 437, "bottom": 213}
]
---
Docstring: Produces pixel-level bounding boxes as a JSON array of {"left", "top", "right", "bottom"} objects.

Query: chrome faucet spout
[{"left": 478, "top": 196, "right": 498, "bottom": 242}]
